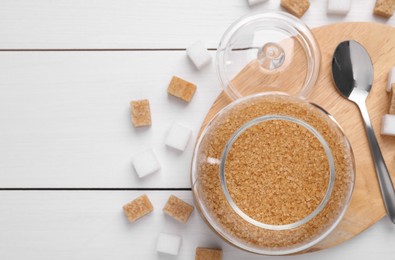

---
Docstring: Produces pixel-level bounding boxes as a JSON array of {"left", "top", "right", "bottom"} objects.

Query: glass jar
[{"left": 191, "top": 11, "right": 355, "bottom": 255}]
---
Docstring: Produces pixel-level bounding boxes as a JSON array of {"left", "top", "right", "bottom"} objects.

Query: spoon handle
[{"left": 358, "top": 101, "right": 395, "bottom": 223}]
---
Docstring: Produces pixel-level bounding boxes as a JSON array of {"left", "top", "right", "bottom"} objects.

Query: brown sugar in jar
[
  {"left": 192, "top": 94, "right": 355, "bottom": 254},
  {"left": 225, "top": 119, "right": 330, "bottom": 226}
]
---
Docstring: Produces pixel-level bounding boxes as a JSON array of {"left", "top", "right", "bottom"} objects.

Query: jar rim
[{"left": 219, "top": 114, "right": 336, "bottom": 230}]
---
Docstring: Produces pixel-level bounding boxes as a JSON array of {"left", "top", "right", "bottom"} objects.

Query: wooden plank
[
  {"left": 0, "top": 190, "right": 394, "bottom": 259},
  {"left": 0, "top": 51, "right": 220, "bottom": 188},
  {"left": 0, "top": 0, "right": 393, "bottom": 49}
]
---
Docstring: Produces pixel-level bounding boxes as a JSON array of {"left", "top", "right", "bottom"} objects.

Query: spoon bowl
[{"left": 332, "top": 41, "right": 373, "bottom": 98}]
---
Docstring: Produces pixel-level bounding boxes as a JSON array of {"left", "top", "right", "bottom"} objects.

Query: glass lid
[{"left": 216, "top": 11, "right": 320, "bottom": 100}]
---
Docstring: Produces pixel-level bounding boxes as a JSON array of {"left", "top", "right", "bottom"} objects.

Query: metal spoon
[{"left": 332, "top": 40, "right": 395, "bottom": 223}]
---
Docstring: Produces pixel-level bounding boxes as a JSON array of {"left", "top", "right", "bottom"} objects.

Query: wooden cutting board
[{"left": 198, "top": 22, "right": 395, "bottom": 252}]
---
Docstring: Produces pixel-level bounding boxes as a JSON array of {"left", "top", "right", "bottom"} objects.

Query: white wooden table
[{"left": 0, "top": 0, "right": 395, "bottom": 259}]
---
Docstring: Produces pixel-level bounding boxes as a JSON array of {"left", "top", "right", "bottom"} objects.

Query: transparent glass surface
[
  {"left": 216, "top": 11, "right": 320, "bottom": 100},
  {"left": 191, "top": 94, "right": 355, "bottom": 255}
]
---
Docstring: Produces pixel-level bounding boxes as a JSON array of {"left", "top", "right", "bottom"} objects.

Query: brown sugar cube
[
  {"left": 167, "top": 76, "right": 197, "bottom": 102},
  {"left": 281, "top": 0, "right": 310, "bottom": 18},
  {"left": 123, "top": 194, "right": 153, "bottom": 222},
  {"left": 163, "top": 195, "right": 194, "bottom": 223},
  {"left": 130, "top": 99, "right": 151, "bottom": 127},
  {"left": 390, "top": 84, "right": 395, "bottom": 114},
  {"left": 374, "top": 0, "right": 395, "bottom": 18},
  {"left": 195, "top": 247, "right": 222, "bottom": 260}
]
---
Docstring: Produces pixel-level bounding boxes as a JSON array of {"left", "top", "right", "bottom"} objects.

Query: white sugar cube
[
  {"left": 327, "top": 0, "right": 351, "bottom": 15},
  {"left": 165, "top": 123, "right": 192, "bottom": 152},
  {"left": 132, "top": 149, "right": 160, "bottom": 178},
  {"left": 381, "top": 115, "right": 395, "bottom": 136},
  {"left": 156, "top": 233, "right": 182, "bottom": 256},
  {"left": 387, "top": 68, "right": 395, "bottom": 92},
  {"left": 248, "top": 0, "right": 269, "bottom": 6},
  {"left": 186, "top": 41, "right": 211, "bottom": 70}
]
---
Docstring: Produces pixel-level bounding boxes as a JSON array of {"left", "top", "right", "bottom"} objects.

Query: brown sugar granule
[
  {"left": 374, "top": 0, "right": 395, "bottom": 18},
  {"left": 225, "top": 120, "right": 329, "bottom": 225},
  {"left": 390, "top": 84, "right": 395, "bottom": 114},
  {"left": 130, "top": 99, "right": 151, "bottom": 127},
  {"left": 195, "top": 95, "right": 354, "bottom": 249},
  {"left": 281, "top": 0, "right": 310, "bottom": 18},
  {"left": 123, "top": 194, "right": 153, "bottom": 222},
  {"left": 195, "top": 247, "right": 222, "bottom": 260},
  {"left": 163, "top": 195, "right": 194, "bottom": 223},
  {"left": 167, "top": 76, "right": 197, "bottom": 102}
]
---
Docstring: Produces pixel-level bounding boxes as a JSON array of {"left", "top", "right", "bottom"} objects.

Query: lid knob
[{"left": 257, "top": 42, "right": 285, "bottom": 70}]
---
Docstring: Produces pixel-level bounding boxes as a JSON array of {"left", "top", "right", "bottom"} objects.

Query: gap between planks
[
  {"left": 0, "top": 48, "right": 216, "bottom": 52},
  {"left": 0, "top": 48, "right": 258, "bottom": 52},
  {"left": 0, "top": 188, "right": 192, "bottom": 191}
]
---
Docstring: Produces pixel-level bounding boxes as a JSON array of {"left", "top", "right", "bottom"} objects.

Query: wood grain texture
[
  {"left": 198, "top": 22, "right": 395, "bottom": 252},
  {"left": 0, "top": 190, "right": 394, "bottom": 260},
  {"left": 0, "top": 0, "right": 394, "bottom": 49}
]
